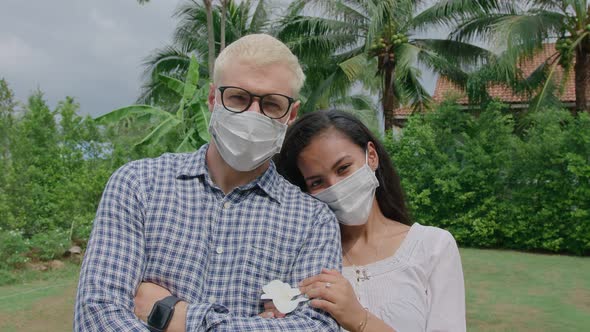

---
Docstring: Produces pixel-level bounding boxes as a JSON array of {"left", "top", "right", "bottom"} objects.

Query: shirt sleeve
[
  {"left": 74, "top": 163, "right": 149, "bottom": 331},
  {"left": 185, "top": 204, "right": 343, "bottom": 331},
  {"left": 426, "top": 230, "right": 466, "bottom": 332},
  {"left": 75, "top": 163, "right": 341, "bottom": 331}
]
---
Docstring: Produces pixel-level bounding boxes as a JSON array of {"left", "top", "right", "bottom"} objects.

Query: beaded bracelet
[{"left": 357, "top": 308, "right": 369, "bottom": 332}]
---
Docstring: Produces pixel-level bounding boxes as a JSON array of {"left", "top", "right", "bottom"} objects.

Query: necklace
[
  {"left": 343, "top": 251, "right": 371, "bottom": 283},
  {"left": 343, "top": 227, "right": 409, "bottom": 284}
]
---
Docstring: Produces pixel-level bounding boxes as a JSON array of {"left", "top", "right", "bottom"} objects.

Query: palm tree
[
  {"left": 220, "top": 0, "right": 229, "bottom": 51},
  {"left": 139, "top": 0, "right": 271, "bottom": 107},
  {"left": 137, "top": 0, "right": 216, "bottom": 74},
  {"left": 203, "top": 0, "right": 216, "bottom": 74},
  {"left": 418, "top": 0, "right": 590, "bottom": 113},
  {"left": 276, "top": 0, "right": 493, "bottom": 129}
]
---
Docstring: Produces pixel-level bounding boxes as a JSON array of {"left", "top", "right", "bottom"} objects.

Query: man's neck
[{"left": 206, "top": 143, "right": 269, "bottom": 195}]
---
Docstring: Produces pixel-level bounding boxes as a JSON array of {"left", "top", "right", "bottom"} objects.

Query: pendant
[{"left": 355, "top": 268, "right": 370, "bottom": 282}]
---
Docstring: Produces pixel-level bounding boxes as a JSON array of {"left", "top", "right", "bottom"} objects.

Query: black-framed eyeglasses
[{"left": 218, "top": 86, "right": 295, "bottom": 119}]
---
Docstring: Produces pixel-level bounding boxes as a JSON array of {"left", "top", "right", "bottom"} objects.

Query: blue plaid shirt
[{"left": 74, "top": 144, "right": 342, "bottom": 331}]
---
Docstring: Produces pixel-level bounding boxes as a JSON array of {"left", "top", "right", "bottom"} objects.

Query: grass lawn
[
  {"left": 461, "top": 248, "right": 590, "bottom": 331},
  {"left": 0, "top": 262, "right": 80, "bottom": 331},
  {"left": 0, "top": 249, "right": 588, "bottom": 331}
]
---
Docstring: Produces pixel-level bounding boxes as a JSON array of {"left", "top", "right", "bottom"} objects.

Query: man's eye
[
  {"left": 262, "top": 101, "right": 280, "bottom": 110},
  {"left": 229, "top": 95, "right": 248, "bottom": 102}
]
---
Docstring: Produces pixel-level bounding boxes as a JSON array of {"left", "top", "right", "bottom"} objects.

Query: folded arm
[{"left": 135, "top": 206, "right": 342, "bottom": 331}]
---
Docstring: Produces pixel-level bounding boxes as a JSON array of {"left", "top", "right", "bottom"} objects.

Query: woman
[{"left": 268, "top": 110, "right": 466, "bottom": 331}]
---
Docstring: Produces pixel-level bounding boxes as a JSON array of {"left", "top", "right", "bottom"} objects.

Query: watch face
[{"left": 148, "top": 303, "right": 172, "bottom": 329}]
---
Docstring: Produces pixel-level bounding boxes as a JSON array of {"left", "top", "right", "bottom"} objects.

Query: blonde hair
[{"left": 213, "top": 34, "right": 305, "bottom": 96}]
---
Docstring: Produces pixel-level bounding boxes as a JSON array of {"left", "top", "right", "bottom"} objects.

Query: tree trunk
[
  {"left": 382, "top": 61, "right": 399, "bottom": 130},
  {"left": 574, "top": 40, "right": 590, "bottom": 114},
  {"left": 220, "top": 0, "right": 227, "bottom": 52},
  {"left": 204, "top": 0, "right": 215, "bottom": 76}
]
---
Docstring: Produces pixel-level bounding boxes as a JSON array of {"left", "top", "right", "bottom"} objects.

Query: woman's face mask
[{"left": 312, "top": 150, "right": 379, "bottom": 225}]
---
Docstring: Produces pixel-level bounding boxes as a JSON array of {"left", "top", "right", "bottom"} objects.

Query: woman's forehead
[{"left": 298, "top": 129, "right": 363, "bottom": 165}]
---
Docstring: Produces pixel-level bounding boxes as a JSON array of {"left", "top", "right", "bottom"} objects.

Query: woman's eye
[
  {"left": 337, "top": 164, "right": 350, "bottom": 174},
  {"left": 308, "top": 179, "right": 322, "bottom": 189}
]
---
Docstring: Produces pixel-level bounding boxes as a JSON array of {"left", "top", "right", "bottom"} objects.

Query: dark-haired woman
[{"left": 268, "top": 110, "right": 466, "bottom": 332}]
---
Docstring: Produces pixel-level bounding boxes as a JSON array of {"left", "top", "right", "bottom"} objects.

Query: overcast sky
[
  {"left": 1, "top": 0, "right": 444, "bottom": 118},
  {"left": 1, "top": 0, "right": 178, "bottom": 117}
]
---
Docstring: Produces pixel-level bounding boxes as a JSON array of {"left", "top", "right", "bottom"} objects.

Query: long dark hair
[{"left": 276, "top": 110, "right": 411, "bottom": 225}]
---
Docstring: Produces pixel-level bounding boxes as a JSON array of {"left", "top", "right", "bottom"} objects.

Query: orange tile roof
[
  {"left": 433, "top": 43, "right": 578, "bottom": 105},
  {"left": 393, "top": 106, "right": 413, "bottom": 116}
]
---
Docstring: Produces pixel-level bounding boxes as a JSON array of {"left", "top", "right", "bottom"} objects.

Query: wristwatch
[{"left": 147, "top": 295, "right": 182, "bottom": 332}]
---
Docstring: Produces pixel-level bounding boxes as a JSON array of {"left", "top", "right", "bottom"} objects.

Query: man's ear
[
  {"left": 367, "top": 141, "right": 379, "bottom": 171},
  {"left": 208, "top": 83, "right": 216, "bottom": 112},
  {"left": 286, "top": 101, "right": 300, "bottom": 125}
]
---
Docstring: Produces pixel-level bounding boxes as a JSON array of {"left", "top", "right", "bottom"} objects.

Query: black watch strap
[
  {"left": 147, "top": 295, "right": 181, "bottom": 332},
  {"left": 147, "top": 326, "right": 165, "bottom": 332},
  {"left": 158, "top": 295, "right": 182, "bottom": 309}
]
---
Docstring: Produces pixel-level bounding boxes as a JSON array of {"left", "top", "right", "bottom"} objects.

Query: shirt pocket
[{"left": 236, "top": 243, "right": 296, "bottom": 314}]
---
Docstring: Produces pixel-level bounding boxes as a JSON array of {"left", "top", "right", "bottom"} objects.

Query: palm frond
[
  {"left": 396, "top": 65, "right": 431, "bottom": 111},
  {"left": 529, "top": 60, "right": 562, "bottom": 112},
  {"left": 412, "top": 0, "right": 504, "bottom": 30},
  {"left": 412, "top": 38, "right": 494, "bottom": 69},
  {"left": 393, "top": 43, "right": 431, "bottom": 108},
  {"left": 247, "top": 0, "right": 269, "bottom": 33},
  {"left": 338, "top": 54, "right": 370, "bottom": 81},
  {"left": 415, "top": 48, "right": 470, "bottom": 88},
  {"left": 528, "top": 0, "right": 565, "bottom": 11},
  {"left": 278, "top": 16, "right": 361, "bottom": 59},
  {"left": 331, "top": 93, "right": 381, "bottom": 135}
]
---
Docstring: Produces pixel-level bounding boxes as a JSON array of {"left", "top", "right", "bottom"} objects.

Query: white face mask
[
  {"left": 208, "top": 103, "right": 288, "bottom": 172},
  {"left": 313, "top": 151, "right": 380, "bottom": 225}
]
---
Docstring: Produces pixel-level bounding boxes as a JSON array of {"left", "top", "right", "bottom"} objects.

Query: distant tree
[
  {"left": 220, "top": 0, "right": 230, "bottom": 51},
  {"left": 204, "top": 0, "right": 216, "bottom": 74},
  {"left": 419, "top": 0, "right": 590, "bottom": 113},
  {"left": 97, "top": 57, "right": 210, "bottom": 155},
  {"left": 277, "top": 0, "right": 493, "bottom": 129},
  {"left": 0, "top": 78, "right": 16, "bottom": 163},
  {"left": 139, "top": 0, "right": 271, "bottom": 108},
  {"left": 0, "top": 79, "right": 17, "bottom": 227},
  {"left": 4, "top": 91, "right": 60, "bottom": 234}
]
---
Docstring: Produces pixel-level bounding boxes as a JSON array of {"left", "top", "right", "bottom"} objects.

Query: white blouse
[{"left": 342, "top": 223, "right": 466, "bottom": 332}]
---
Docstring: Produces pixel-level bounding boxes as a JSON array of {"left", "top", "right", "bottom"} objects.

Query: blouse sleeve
[{"left": 426, "top": 230, "right": 466, "bottom": 332}]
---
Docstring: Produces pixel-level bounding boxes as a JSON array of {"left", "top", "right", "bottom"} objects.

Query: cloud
[
  {"left": 0, "top": 34, "right": 38, "bottom": 67},
  {"left": 0, "top": 0, "right": 178, "bottom": 117},
  {"left": 0, "top": 0, "right": 454, "bottom": 117}
]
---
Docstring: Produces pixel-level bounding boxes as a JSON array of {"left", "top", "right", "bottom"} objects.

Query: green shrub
[
  {"left": 0, "top": 230, "right": 29, "bottom": 269},
  {"left": 387, "top": 103, "right": 590, "bottom": 255},
  {"left": 28, "top": 229, "right": 70, "bottom": 261},
  {"left": 70, "top": 214, "right": 94, "bottom": 247},
  {"left": 0, "top": 269, "right": 18, "bottom": 285}
]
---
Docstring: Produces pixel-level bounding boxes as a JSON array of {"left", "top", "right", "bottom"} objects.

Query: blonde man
[{"left": 74, "top": 34, "right": 341, "bottom": 331}]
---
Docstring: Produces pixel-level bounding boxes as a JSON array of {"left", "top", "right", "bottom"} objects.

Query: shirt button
[
  {"left": 216, "top": 246, "right": 224, "bottom": 254},
  {"left": 208, "top": 295, "right": 216, "bottom": 303},
  {"left": 223, "top": 202, "right": 231, "bottom": 209}
]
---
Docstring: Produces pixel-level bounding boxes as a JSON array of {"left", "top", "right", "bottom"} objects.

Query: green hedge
[{"left": 386, "top": 102, "right": 590, "bottom": 255}]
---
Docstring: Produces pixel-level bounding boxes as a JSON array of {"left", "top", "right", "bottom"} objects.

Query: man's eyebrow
[{"left": 303, "top": 156, "right": 349, "bottom": 181}]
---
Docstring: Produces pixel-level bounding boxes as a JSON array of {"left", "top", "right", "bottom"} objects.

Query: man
[{"left": 74, "top": 34, "right": 341, "bottom": 331}]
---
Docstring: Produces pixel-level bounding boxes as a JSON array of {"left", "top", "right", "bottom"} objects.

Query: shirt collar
[
  {"left": 176, "top": 144, "right": 283, "bottom": 204},
  {"left": 253, "top": 161, "right": 283, "bottom": 204},
  {"left": 176, "top": 144, "right": 208, "bottom": 178}
]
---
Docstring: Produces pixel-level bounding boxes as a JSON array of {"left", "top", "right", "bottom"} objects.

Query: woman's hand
[
  {"left": 299, "top": 268, "right": 366, "bottom": 331},
  {"left": 133, "top": 282, "right": 173, "bottom": 322}
]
